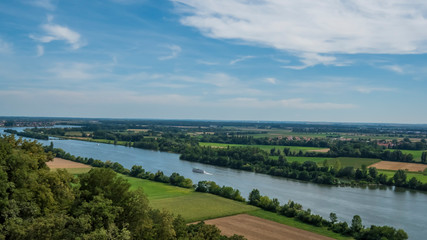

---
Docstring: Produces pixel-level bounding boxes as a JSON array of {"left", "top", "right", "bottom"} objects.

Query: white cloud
[
  {"left": 158, "top": 44, "right": 182, "bottom": 60},
  {"left": 284, "top": 53, "right": 350, "bottom": 70},
  {"left": 264, "top": 77, "right": 277, "bottom": 84},
  {"left": 230, "top": 55, "right": 254, "bottom": 65},
  {"left": 382, "top": 65, "right": 404, "bottom": 74},
  {"left": 36, "top": 45, "right": 44, "bottom": 57},
  {"left": 354, "top": 87, "right": 395, "bottom": 94},
  {"left": 173, "top": 0, "right": 427, "bottom": 66},
  {"left": 30, "top": 16, "right": 85, "bottom": 50},
  {"left": 0, "top": 38, "right": 12, "bottom": 54}
]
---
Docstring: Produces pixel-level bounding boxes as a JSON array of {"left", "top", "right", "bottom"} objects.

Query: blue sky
[{"left": 0, "top": 0, "right": 426, "bottom": 123}]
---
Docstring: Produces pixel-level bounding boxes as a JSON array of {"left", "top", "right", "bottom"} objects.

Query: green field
[
  {"left": 199, "top": 142, "right": 328, "bottom": 153},
  {"left": 326, "top": 157, "right": 381, "bottom": 169},
  {"left": 63, "top": 168, "right": 352, "bottom": 239},
  {"left": 121, "top": 174, "right": 350, "bottom": 239},
  {"left": 378, "top": 170, "right": 427, "bottom": 184},
  {"left": 269, "top": 156, "right": 380, "bottom": 169}
]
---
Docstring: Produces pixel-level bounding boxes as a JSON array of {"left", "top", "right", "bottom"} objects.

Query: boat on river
[{"left": 192, "top": 168, "right": 205, "bottom": 174}]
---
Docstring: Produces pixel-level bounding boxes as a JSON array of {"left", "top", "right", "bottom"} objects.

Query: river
[{"left": 2, "top": 127, "right": 426, "bottom": 239}]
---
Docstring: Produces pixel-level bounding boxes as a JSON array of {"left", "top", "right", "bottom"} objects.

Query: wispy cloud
[
  {"left": 174, "top": 0, "right": 427, "bottom": 67},
  {"left": 284, "top": 53, "right": 350, "bottom": 70},
  {"left": 158, "top": 44, "right": 182, "bottom": 60},
  {"left": 264, "top": 77, "right": 277, "bottom": 84},
  {"left": 30, "top": 16, "right": 85, "bottom": 50},
  {"left": 354, "top": 87, "right": 395, "bottom": 94},
  {"left": 0, "top": 38, "right": 12, "bottom": 54},
  {"left": 381, "top": 65, "right": 404, "bottom": 74},
  {"left": 36, "top": 45, "right": 44, "bottom": 57},
  {"left": 230, "top": 55, "right": 254, "bottom": 65}
]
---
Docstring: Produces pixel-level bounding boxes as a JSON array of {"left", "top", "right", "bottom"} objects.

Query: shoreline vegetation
[{"left": 46, "top": 142, "right": 408, "bottom": 240}]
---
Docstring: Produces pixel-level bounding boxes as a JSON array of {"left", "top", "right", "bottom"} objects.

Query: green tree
[
  {"left": 248, "top": 189, "right": 261, "bottom": 206},
  {"left": 351, "top": 215, "right": 363, "bottom": 234},
  {"left": 421, "top": 151, "right": 427, "bottom": 163},
  {"left": 329, "top": 212, "right": 338, "bottom": 224},
  {"left": 393, "top": 170, "right": 407, "bottom": 187}
]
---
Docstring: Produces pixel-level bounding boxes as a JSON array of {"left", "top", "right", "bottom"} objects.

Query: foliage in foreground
[{"left": 0, "top": 135, "right": 245, "bottom": 240}]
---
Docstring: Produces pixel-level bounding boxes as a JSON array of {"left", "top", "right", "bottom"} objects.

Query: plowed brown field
[
  {"left": 203, "top": 214, "right": 334, "bottom": 240},
  {"left": 46, "top": 158, "right": 91, "bottom": 169},
  {"left": 369, "top": 161, "right": 427, "bottom": 172}
]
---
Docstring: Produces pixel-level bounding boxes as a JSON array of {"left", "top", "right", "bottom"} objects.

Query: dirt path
[
  {"left": 203, "top": 214, "right": 334, "bottom": 240},
  {"left": 46, "top": 158, "right": 91, "bottom": 169},
  {"left": 369, "top": 161, "right": 426, "bottom": 172}
]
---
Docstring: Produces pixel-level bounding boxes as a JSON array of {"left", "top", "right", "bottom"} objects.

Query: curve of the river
[{"left": 2, "top": 127, "right": 426, "bottom": 239}]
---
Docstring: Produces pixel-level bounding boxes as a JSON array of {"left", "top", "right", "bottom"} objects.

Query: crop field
[
  {"left": 203, "top": 214, "right": 337, "bottom": 240},
  {"left": 123, "top": 175, "right": 349, "bottom": 239},
  {"left": 326, "top": 157, "right": 381, "bottom": 169},
  {"left": 378, "top": 170, "right": 427, "bottom": 184},
  {"left": 369, "top": 161, "right": 427, "bottom": 172},
  {"left": 198, "top": 142, "right": 328, "bottom": 153},
  {"left": 247, "top": 210, "right": 350, "bottom": 240}
]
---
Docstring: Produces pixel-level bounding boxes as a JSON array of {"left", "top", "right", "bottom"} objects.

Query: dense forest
[{"left": 0, "top": 135, "right": 244, "bottom": 240}]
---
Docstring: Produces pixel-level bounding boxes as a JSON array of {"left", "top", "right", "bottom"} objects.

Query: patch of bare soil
[
  {"left": 203, "top": 214, "right": 334, "bottom": 240},
  {"left": 369, "top": 161, "right": 427, "bottom": 172},
  {"left": 307, "top": 148, "right": 330, "bottom": 153},
  {"left": 46, "top": 158, "right": 91, "bottom": 169}
]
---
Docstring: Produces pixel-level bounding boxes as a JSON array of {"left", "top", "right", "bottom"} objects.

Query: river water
[{"left": 2, "top": 127, "right": 426, "bottom": 239}]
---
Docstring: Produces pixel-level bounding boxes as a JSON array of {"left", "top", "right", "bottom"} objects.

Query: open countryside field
[
  {"left": 326, "top": 157, "right": 381, "bottom": 169},
  {"left": 369, "top": 161, "right": 427, "bottom": 172},
  {"left": 199, "top": 142, "right": 328, "bottom": 153},
  {"left": 204, "top": 214, "right": 337, "bottom": 240},
  {"left": 270, "top": 156, "right": 380, "bottom": 169},
  {"left": 378, "top": 170, "right": 427, "bottom": 184}
]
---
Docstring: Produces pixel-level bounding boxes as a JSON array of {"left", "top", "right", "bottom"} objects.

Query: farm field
[
  {"left": 269, "top": 156, "right": 380, "bottom": 169},
  {"left": 198, "top": 142, "right": 328, "bottom": 153},
  {"left": 326, "top": 157, "right": 381, "bottom": 169},
  {"left": 378, "top": 170, "right": 427, "bottom": 184},
  {"left": 369, "top": 161, "right": 427, "bottom": 172},
  {"left": 46, "top": 157, "right": 91, "bottom": 169},
  {"left": 203, "top": 214, "right": 338, "bottom": 240}
]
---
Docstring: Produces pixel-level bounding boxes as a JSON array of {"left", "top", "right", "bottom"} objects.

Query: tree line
[{"left": 246, "top": 189, "right": 407, "bottom": 240}]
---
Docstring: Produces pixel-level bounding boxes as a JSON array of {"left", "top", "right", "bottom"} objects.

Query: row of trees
[
  {"left": 0, "top": 135, "right": 244, "bottom": 239},
  {"left": 247, "top": 189, "right": 408, "bottom": 239}
]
